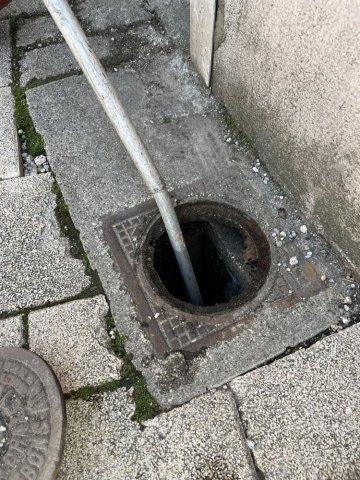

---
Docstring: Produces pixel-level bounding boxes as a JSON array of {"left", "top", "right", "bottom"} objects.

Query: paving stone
[
  {"left": 231, "top": 323, "right": 360, "bottom": 480},
  {"left": 0, "top": 174, "right": 90, "bottom": 313},
  {"left": 16, "top": 15, "right": 61, "bottom": 47},
  {"left": 0, "top": 316, "right": 23, "bottom": 347},
  {"left": 74, "top": 0, "right": 151, "bottom": 31},
  {"left": 58, "top": 389, "right": 257, "bottom": 479},
  {"left": 0, "top": 20, "right": 11, "bottom": 87},
  {"left": 0, "top": 87, "right": 21, "bottom": 179},
  {"left": 0, "top": 0, "right": 46, "bottom": 18},
  {"left": 20, "top": 35, "right": 117, "bottom": 86},
  {"left": 29, "top": 296, "right": 122, "bottom": 393},
  {"left": 147, "top": 0, "right": 190, "bottom": 51}
]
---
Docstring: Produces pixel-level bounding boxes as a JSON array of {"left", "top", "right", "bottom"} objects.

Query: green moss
[
  {"left": 105, "top": 313, "right": 161, "bottom": 422},
  {"left": 51, "top": 180, "right": 94, "bottom": 277},
  {"left": 67, "top": 380, "right": 122, "bottom": 400},
  {"left": 225, "top": 113, "right": 259, "bottom": 158}
]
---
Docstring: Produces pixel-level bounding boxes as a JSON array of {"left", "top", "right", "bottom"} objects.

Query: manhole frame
[{"left": 137, "top": 199, "right": 275, "bottom": 324}]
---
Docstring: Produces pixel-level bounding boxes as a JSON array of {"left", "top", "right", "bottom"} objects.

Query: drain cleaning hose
[{"left": 42, "top": 0, "right": 203, "bottom": 306}]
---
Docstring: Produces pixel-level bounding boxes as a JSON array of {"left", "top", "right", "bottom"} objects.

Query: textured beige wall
[{"left": 212, "top": 0, "right": 360, "bottom": 270}]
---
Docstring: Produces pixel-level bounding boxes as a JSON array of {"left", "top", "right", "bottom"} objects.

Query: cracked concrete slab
[
  {"left": 0, "top": 316, "right": 23, "bottom": 347},
  {"left": 0, "top": 0, "right": 46, "bottom": 18},
  {"left": 231, "top": 323, "right": 360, "bottom": 479},
  {"left": 16, "top": 15, "right": 61, "bottom": 47},
  {"left": 0, "top": 20, "right": 11, "bottom": 87},
  {"left": 29, "top": 295, "right": 122, "bottom": 393},
  {"left": 0, "top": 174, "right": 90, "bottom": 313},
  {"left": 74, "top": 0, "right": 151, "bottom": 31},
  {"left": 58, "top": 389, "right": 257, "bottom": 479},
  {"left": 0, "top": 87, "right": 21, "bottom": 179}
]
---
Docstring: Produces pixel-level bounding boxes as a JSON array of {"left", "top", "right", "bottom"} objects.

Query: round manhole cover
[
  {"left": 139, "top": 200, "right": 272, "bottom": 320},
  {"left": 0, "top": 348, "right": 66, "bottom": 480}
]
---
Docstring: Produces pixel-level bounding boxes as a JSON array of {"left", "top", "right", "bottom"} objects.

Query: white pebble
[
  {"left": 300, "top": 225, "right": 308, "bottom": 234},
  {"left": 276, "top": 240, "right": 283, "bottom": 248},
  {"left": 305, "top": 251, "right": 313, "bottom": 259},
  {"left": 114, "top": 67, "right": 118, "bottom": 72},
  {"left": 34, "top": 155, "right": 47, "bottom": 166},
  {"left": 344, "top": 296, "right": 352, "bottom": 305},
  {"left": 252, "top": 166, "right": 259, "bottom": 173},
  {"left": 154, "top": 312, "right": 160, "bottom": 318},
  {"left": 321, "top": 275, "right": 327, "bottom": 282},
  {"left": 280, "top": 231, "right": 286, "bottom": 238},
  {"left": 344, "top": 305, "right": 350, "bottom": 312},
  {"left": 290, "top": 256, "right": 299, "bottom": 266},
  {"left": 341, "top": 317, "right": 350, "bottom": 325},
  {"left": 0, "top": 426, "right": 6, "bottom": 432},
  {"left": 226, "top": 137, "right": 232, "bottom": 143}
]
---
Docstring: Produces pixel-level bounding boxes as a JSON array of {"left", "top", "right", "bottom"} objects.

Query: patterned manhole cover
[
  {"left": 0, "top": 348, "right": 66, "bottom": 480},
  {"left": 103, "top": 176, "right": 325, "bottom": 358}
]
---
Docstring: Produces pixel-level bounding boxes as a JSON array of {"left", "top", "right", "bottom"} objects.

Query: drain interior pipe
[{"left": 42, "top": 0, "right": 204, "bottom": 306}]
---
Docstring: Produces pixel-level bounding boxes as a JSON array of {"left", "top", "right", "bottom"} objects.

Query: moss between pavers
[{"left": 105, "top": 313, "right": 161, "bottom": 422}]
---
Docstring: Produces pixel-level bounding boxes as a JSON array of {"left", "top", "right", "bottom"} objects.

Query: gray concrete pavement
[
  {"left": 29, "top": 296, "right": 122, "bottom": 393},
  {"left": 0, "top": 87, "right": 21, "bottom": 179},
  {"left": 0, "top": 316, "right": 23, "bottom": 347},
  {"left": 0, "top": 174, "right": 90, "bottom": 312},
  {"left": 58, "top": 389, "right": 257, "bottom": 480},
  {"left": 0, "top": 20, "right": 11, "bottom": 87},
  {"left": 231, "top": 323, "right": 360, "bottom": 479},
  {"left": 16, "top": 15, "right": 61, "bottom": 47}
]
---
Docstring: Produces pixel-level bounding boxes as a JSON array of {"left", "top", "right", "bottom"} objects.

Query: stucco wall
[{"left": 212, "top": 0, "right": 360, "bottom": 271}]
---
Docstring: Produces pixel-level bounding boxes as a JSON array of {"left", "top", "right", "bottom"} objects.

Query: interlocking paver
[
  {"left": 0, "top": 20, "right": 11, "bottom": 87},
  {"left": 0, "top": 316, "right": 23, "bottom": 347}
]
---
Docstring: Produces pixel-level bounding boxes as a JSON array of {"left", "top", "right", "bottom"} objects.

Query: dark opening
[{"left": 153, "top": 221, "right": 246, "bottom": 306}]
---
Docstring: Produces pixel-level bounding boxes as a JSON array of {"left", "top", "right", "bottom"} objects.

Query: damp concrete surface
[{"left": 0, "top": 0, "right": 360, "bottom": 478}]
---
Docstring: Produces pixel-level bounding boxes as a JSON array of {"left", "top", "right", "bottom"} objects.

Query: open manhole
[{"left": 140, "top": 201, "right": 271, "bottom": 318}]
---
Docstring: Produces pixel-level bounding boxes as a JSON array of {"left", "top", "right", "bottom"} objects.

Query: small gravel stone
[
  {"left": 290, "top": 256, "right": 299, "bottom": 266},
  {"left": 34, "top": 154, "right": 47, "bottom": 166},
  {"left": 300, "top": 225, "right": 308, "bottom": 234},
  {"left": 344, "top": 296, "right": 352, "bottom": 305},
  {"left": 321, "top": 275, "right": 327, "bottom": 282}
]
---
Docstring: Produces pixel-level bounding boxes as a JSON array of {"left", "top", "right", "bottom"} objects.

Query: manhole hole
[
  {"left": 140, "top": 201, "right": 271, "bottom": 317},
  {"left": 0, "top": 348, "right": 66, "bottom": 480}
]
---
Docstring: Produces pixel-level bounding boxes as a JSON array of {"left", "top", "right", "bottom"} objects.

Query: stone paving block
[
  {"left": 58, "top": 389, "right": 257, "bottom": 479},
  {"left": 16, "top": 15, "right": 61, "bottom": 47},
  {"left": 0, "top": 316, "right": 23, "bottom": 347},
  {"left": 75, "top": 0, "right": 151, "bottom": 31},
  {"left": 148, "top": 0, "right": 190, "bottom": 51},
  {"left": 0, "top": 0, "right": 46, "bottom": 18},
  {"left": 0, "top": 174, "right": 90, "bottom": 313},
  {"left": 0, "top": 20, "right": 11, "bottom": 87},
  {"left": 20, "top": 35, "right": 116, "bottom": 86},
  {"left": 28, "top": 296, "right": 122, "bottom": 393},
  {"left": 231, "top": 323, "right": 360, "bottom": 480},
  {"left": 0, "top": 87, "right": 21, "bottom": 179}
]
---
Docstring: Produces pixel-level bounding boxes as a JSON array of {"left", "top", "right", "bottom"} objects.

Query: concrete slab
[
  {"left": 0, "top": 87, "right": 21, "bottom": 179},
  {"left": 0, "top": 174, "right": 90, "bottom": 313},
  {"left": 148, "top": 0, "right": 190, "bottom": 51},
  {"left": 58, "top": 389, "right": 257, "bottom": 479},
  {"left": 20, "top": 35, "right": 117, "bottom": 86},
  {"left": 0, "top": 316, "right": 23, "bottom": 347},
  {"left": 0, "top": 0, "right": 46, "bottom": 18},
  {"left": 231, "top": 323, "right": 360, "bottom": 479},
  {"left": 25, "top": 15, "right": 355, "bottom": 408},
  {"left": 0, "top": 20, "right": 11, "bottom": 87},
  {"left": 29, "top": 296, "right": 122, "bottom": 393},
  {"left": 16, "top": 15, "right": 61, "bottom": 47},
  {"left": 74, "top": 0, "right": 151, "bottom": 31}
]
